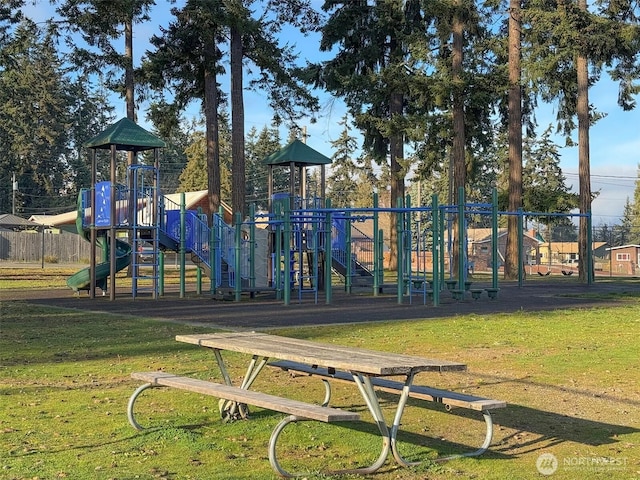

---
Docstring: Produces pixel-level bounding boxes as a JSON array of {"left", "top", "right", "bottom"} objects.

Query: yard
[{"left": 1, "top": 268, "right": 639, "bottom": 479}]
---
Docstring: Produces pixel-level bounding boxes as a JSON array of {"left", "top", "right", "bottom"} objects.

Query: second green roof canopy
[
  {"left": 84, "top": 117, "right": 166, "bottom": 152},
  {"left": 263, "top": 139, "right": 332, "bottom": 167}
]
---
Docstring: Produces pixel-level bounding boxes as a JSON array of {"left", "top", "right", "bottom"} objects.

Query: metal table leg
[
  {"left": 213, "top": 349, "right": 268, "bottom": 421},
  {"left": 349, "top": 370, "right": 420, "bottom": 470},
  {"left": 328, "top": 372, "right": 391, "bottom": 475},
  {"left": 389, "top": 371, "right": 420, "bottom": 466}
]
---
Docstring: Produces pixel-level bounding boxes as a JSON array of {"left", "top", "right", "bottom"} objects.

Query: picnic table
[{"left": 174, "top": 331, "right": 467, "bottom": 474}]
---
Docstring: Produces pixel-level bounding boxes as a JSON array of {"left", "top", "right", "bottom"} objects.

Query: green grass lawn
[{"left": 1, "top": 276, "right": 639, "bottom": 479}]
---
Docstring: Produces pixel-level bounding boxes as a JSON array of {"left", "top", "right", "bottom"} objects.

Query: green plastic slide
[
  {"left": 67, "top": 193, "right": 131, "bottom": 293},
  {"left": 66, "top": 237, "right": 131, "bottom": 293}
]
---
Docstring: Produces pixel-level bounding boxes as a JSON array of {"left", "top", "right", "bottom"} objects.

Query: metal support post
[
  {"left": 325, "top": 199, "right": 332, "bottom": 304},
  {"left": 432, "top": 194, "right": 440, "bottom": 306},
  {"left": 179, "top": 192, "right": 186, "bottom": 298}
]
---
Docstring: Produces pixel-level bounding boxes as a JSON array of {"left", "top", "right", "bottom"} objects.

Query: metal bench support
[
  {"left": 272, "top": 360, "right": 505, "bottom": 463},
  {"left": 128, "top": 371, "right": 361, "bottom": 478}
]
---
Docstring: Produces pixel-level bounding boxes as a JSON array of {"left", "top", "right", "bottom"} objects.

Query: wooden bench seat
[
  {"left": 128, "top": 371, "right": 360, "bottom": 477},
  {"left": 269, "top": 360, "right": 506, "bottom": 460}
]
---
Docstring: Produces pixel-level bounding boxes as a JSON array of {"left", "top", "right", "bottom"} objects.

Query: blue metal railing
[
  {"left": 213, "top": 213, "right": 252, "bottom": 288},
  {"left": 331, "top": 216, "right": 374, "bottom": 279}
]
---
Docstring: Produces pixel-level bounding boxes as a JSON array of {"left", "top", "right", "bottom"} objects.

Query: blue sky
[{"left": 26, "top": 0, "right": 639, "bottom": 225}]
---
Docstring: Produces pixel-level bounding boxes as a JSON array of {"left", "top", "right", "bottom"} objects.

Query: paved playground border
[{"left": 4, "top": 280, "right": 639, "bottom": 330}]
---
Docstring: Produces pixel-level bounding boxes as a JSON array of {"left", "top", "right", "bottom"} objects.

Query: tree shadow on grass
[
  {"left": 365, "top": 396, "right": 638, "bottom": 463},
  {"left": 377, "top": 373, "right": 640, "bottom": 461}
]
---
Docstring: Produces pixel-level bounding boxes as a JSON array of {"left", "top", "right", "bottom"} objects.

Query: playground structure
[
  {"left": 69, "top": 119, "right": 593, "bottom": 304},
  {"left": 69, "top": 177, "right": 594, "bottom": 305}
]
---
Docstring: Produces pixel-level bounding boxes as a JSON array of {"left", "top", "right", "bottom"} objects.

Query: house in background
[
  {"left": 0, "top": 213, "right": 44, "bottom": 232},
  {"left": 607, "top": 245, "right": 640, "bottom": 275},
  {"left": 538, "top": 241, "right": 609, "bottom": 269},
  {"left": 467, "top": 228, "right": 542, "bottom": 271},
  {"left": 28, "top": 190, "right": 233, "bottom": 231}
]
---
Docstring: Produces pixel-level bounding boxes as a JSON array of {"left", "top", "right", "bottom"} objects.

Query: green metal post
[
  {"left": 587, "top": 213, "right": 594, "bottom": 285},
  {"left": 440, "top": 204, "right": 446, "bottom": 288},
  {"left": 179, "top": 192, "right": 186, "bottom": 298},
  {"left": 234, "top": 212, "right": 242, "bottom": 302},
  {"left": 249, "top": 204, "right": 256, "bottom": 290},
  {"left": 345, "top": 210, "right": 352, "bottom": 294},
  {"left": 209, "top": 218, "right": 216, "bottom": 295},
  {"left": 492, "top": 188, "right": 499, "bottom": 290},
  {"left": 458, "top": 187, "right": 465, "bottom": 291},
  {"left": 372, "top": 192, "right": 380, "bottom": 296},
  {"left": 312, "top": 213, "right": 319, "bottom": 303},
  {"left": 432, "top": 194, "right": 440, "bottom": 306},
  {"left": 405, "top": 194, "right": 412, "bottom": 285},
  {"left": 396, "top": 196, "right": 404, "bottom": 304},
  {"left": 283, "top": 203, "right": 291, "bottom": 306},
  {"left": 274, "top": 205, "right": 282, "bottom": 301},
  {"left": 377, "top": 228, "right": 384, "bottom": 291},
  {"left": 325, "top": 198, "right": 332, "bottom": 304},
  {"left": 518, "top": 208, "right": 524, "bottom": 287},
  {"left": 158, "top": 250, "right": 165, "bottom": 296}
]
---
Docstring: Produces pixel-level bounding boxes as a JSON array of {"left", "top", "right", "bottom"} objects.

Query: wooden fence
[{"left": 0, "top": 231, "right": 95, "bottom": 263}]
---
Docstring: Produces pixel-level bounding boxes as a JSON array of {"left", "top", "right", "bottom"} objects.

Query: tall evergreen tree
[
  {"left": 629, "top": 165, "right": 640, "bottom": 243},
  {"left": 619, "top": 198, "right": 634, "bottom": 245},
  {"left": 352, "top": 153, "right": 381, "bottom": 208},
  {"left": 0, "top": 0, "right": 23, "bottom": 45},
  {"left": 576, "top": 0, "right": 593, "bottom": 282},
  {"left": 65, "top": 73, "right": 115, "bottom": 192},
  {"left": 143, "top": 1, "right": 225, "bottom": 217},
  {"left": 306, "top": 0, "right": 428, "bottom": 269},
  {"left": 145, "top": 101, "right": 193, "bottom": 194},
  {"left": 327, "top": 115, "right": 359, "bottom": 208},
  {"left": 178, "top": 117, "right": 232, "bottom": 200},
  {"left": 144, "top": 1, "right": 320, "bottom": 219},
  {"left": 56, "top": 0, "right": 155, "bottom": 122},
  {"left": 0, "top": 21, "right": 73, "bottom": 215},
  {"left": 224, "top": 0, "right": 321, "bottom": 217},
  {"left": 504, "top": 0, "right": 524, "bottom": 280},
  {"left": 524, "top": 0, "right": 640, "bottom": 281},
  {"left": 228, "top": 0, "right": 247, "bottom": 218},
  {"left": 245, "top": 125, "right": 283, "bottom": 211},
  {"left": 522, "top": 126, "right": 578, "bottom": 216}
]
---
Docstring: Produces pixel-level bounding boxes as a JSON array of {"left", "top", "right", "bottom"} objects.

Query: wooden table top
[{"left": 176, "top": 332, "right": 466, "bottom": 376}]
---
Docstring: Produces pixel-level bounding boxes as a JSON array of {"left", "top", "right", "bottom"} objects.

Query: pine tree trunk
[
  {"left": 125, "top": 17, "right": 136, "bottom": 278},
  {"left": 505, "top": 0, "right": 523, "bottom": 280},
  {"left": 387, "top": 12, "right": 405, "bottom": 272},
  {"left": 452, "top": 10, "right": 466, "bottom": 279},
  {"left": 125, "top": 18, "right": 135, "bottom": 123},
  {"left": 204, "top": 40, "right": 221, "bottom": 217},
  {"left": 231, "top": 25, "right": 246, "bottom": 218},
  {"left": 388, "top": 91, "right": 405, "bottom": 272},
  {"left": 577, "top": 0, "right": 591, "bottom": 283}
]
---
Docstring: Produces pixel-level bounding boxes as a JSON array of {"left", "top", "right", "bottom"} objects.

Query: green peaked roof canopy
[
  {"left": 83, "top": 117, "right": 166, "bottom": 152},
  {"left": 263, "top": 139, "right": 332, "bottom": 167}
]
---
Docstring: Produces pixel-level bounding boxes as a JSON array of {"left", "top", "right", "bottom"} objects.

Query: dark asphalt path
[{"left": 6, "top": 280, "right": 638, "bottom": 330}]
